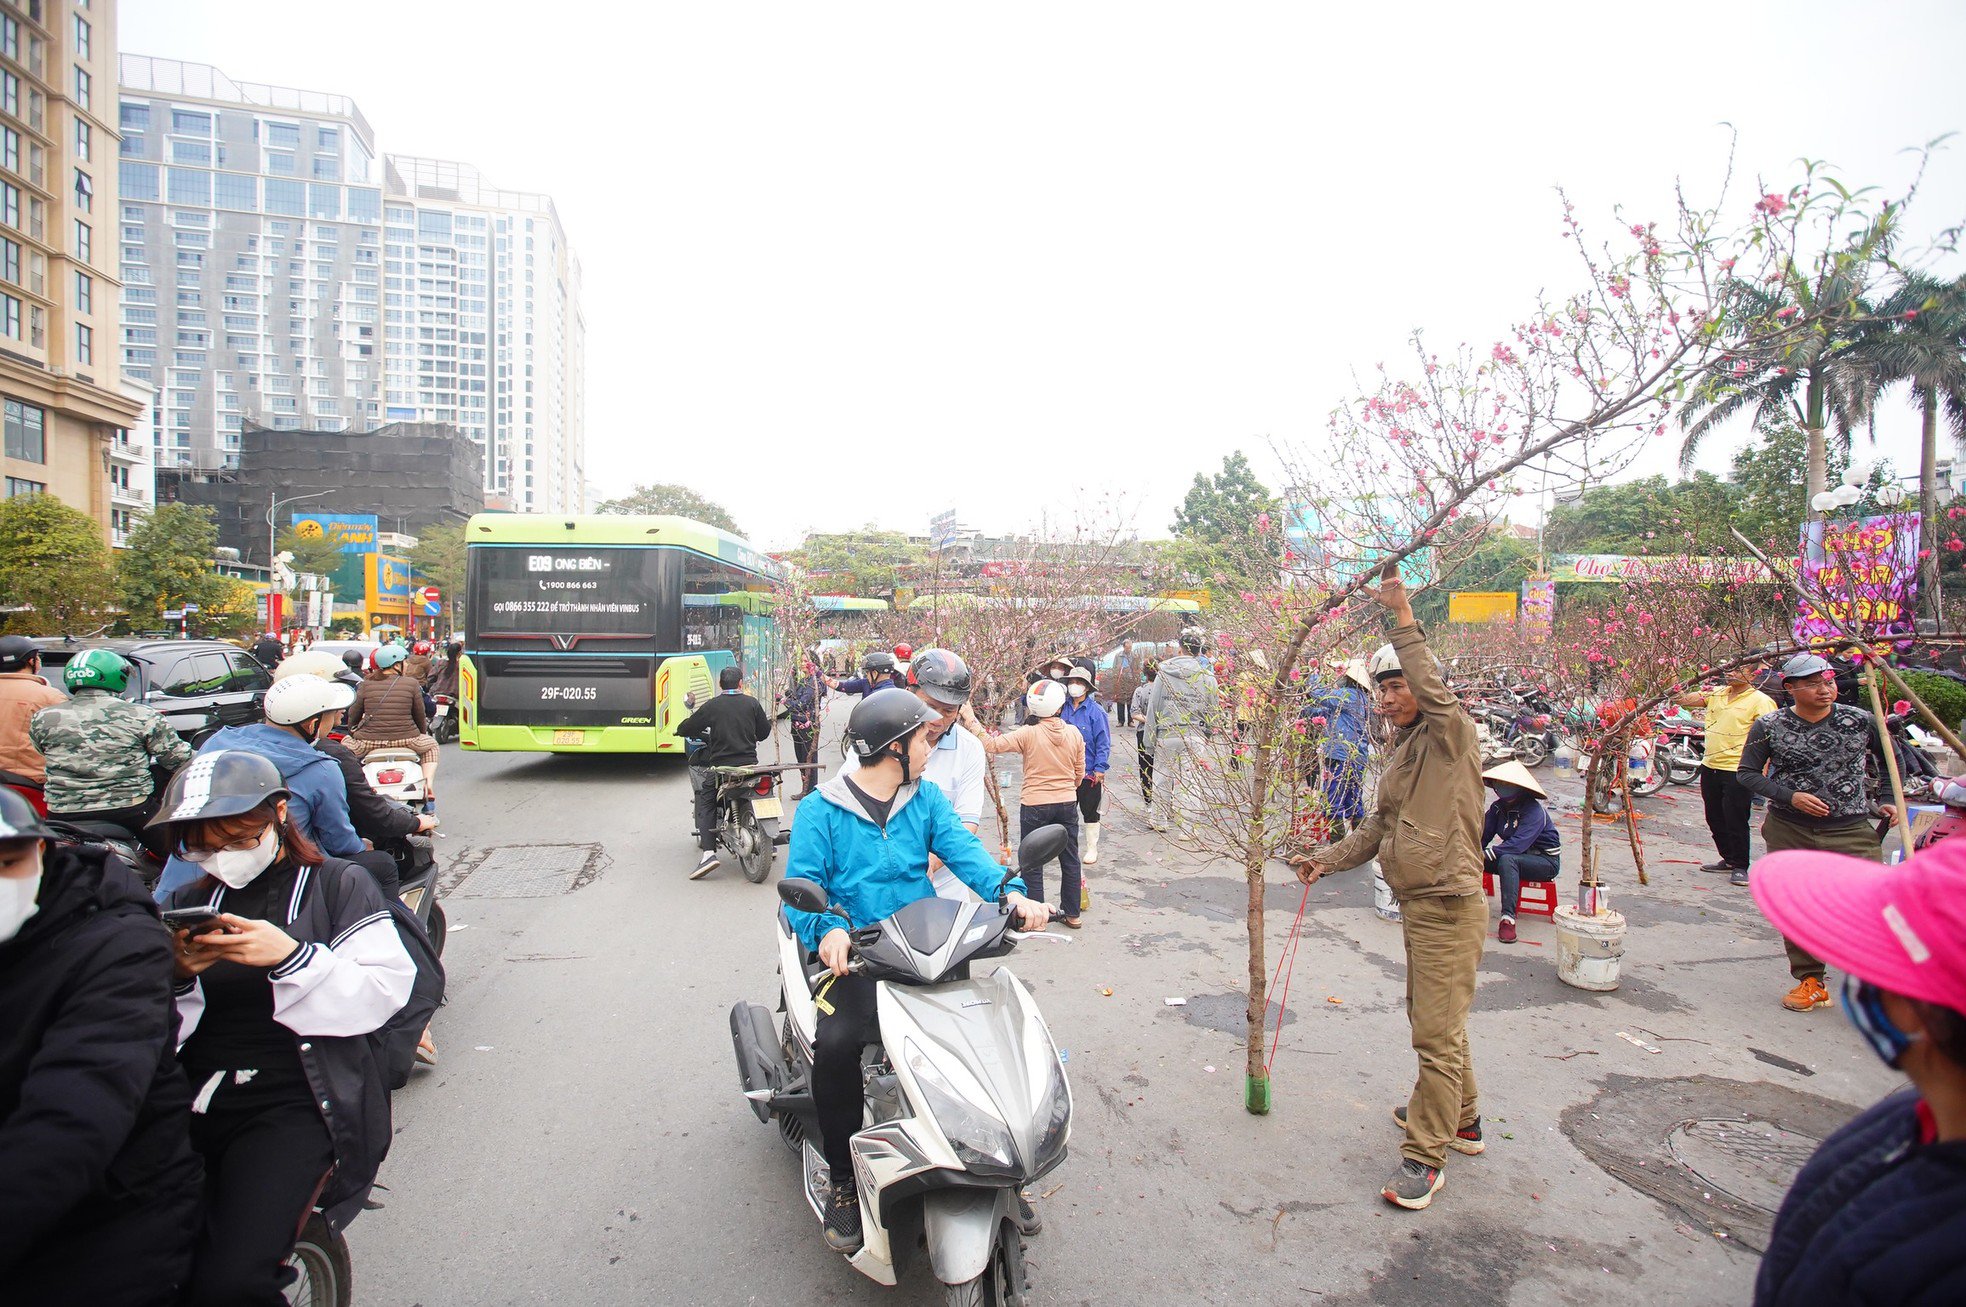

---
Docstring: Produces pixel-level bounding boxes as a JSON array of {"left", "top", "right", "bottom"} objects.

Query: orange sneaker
[{"left": 1782, "top": 976, "right": 1831, "bottom": 1012}]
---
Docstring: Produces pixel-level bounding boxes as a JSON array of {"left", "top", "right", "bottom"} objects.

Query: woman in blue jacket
[
  {"left": 1479, "top": 758, "right": 1560, "bottom": 944},
  {"left": 1061, "top": 667, "right": 1112, "bottom": 866},
  {"left": 783, "top": 689, "right": 1050, "bottom": 1255}
]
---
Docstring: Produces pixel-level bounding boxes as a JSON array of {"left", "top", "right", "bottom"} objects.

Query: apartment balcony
[{"left": 110, "top": 484, "right": 149, "bottom": 508}]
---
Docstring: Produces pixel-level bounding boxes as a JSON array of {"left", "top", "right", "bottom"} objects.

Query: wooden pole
[{"left": 1863, "top": 662, "right": 1916, "bottom": 856}]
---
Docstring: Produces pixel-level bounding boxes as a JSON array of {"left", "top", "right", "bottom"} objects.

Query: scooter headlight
[
  {"left": 904, "top": 1041, "right": 1019, "bottom": 1177},
  {"left": 1032, "top": 1062, "right": 1071, "bottom": 1173}
]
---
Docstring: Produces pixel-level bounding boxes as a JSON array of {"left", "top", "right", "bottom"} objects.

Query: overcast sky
[{"left": 123, "top": 1, "right": 1966, "bottom": 550}]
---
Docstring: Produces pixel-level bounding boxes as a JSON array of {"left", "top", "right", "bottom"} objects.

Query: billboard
[
  {"left": 292, "top": 512, "right": 378, "bottom": 595},
  {"left": 1447, "top": 591, "right": 1518, "bottom": 624},
  {"left": 1520, "top": 576, "right": 1555, "bottom": 643},
  {"left": 1795, "top": 513, "right": 1919, "bottom": 643},
  {"left": 365, "top": 552, "right": 414, "bottom": 617},
  {"left": 1282, "top": 494, "right": 1432, "bottom": 589},
  {"left": 1549, "top": 553, "right": 1765, "bottom": 585}
]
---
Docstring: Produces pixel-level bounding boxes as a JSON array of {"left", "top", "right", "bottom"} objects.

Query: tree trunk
[
  {"left": 1920, "top": 389, "right": 1942, "bottom": 622},
  {"left": 1805, "top": 371, "right": 1829, "bottom": 504}
]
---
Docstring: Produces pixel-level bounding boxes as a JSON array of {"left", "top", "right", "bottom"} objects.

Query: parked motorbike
[
  {"left": 1656, "top": 718, "right": 1705, "bottom": 786},
  {"left": 730, "top": 825, "right": 1075, "bottom": 1303},
  {"left": 709, "top": 763, "right": 797, "bottom": 883},
  {"left": 46, "top": 817, "right": 166, "bottom": 888},
  {"left": 285, "top": 1210, "right": 352, "bottom": 1307},
  {"left": 430, "top": 693, "right": 459, "bottom": 744}
]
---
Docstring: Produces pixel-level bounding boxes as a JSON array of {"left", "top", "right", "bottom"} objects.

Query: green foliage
[
  {"left": 1901, "top": 670, "right": 1966, "bottom": 737},
  {"left": 0, "top": 494, "right": 116, "bottom": 634},
  {"left": 116, "top": 504, "right": 234, "bottom": 633},
  {"left": 408, "top": 523, "right": 467, "bottom": 604},
  {"left": 787, "top": 527, "right": 928, "bottom": 597},
  {"left": 1413, "top": 529, "right": 1536, "bottom": 624},
  {"left": 275, "top": 526, "right": 347, "bottom": 579},
  {"left": 1542, "top": 473, "right": 1741, "bottom": 555},
  {"left": 1171, "top": 451, "right": 1279, "bottom": 543},
  {"left": 594, "top": 482, "right": 743, "bottom": 536}
]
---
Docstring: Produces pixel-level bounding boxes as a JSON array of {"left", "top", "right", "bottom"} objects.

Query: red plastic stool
[{"left": 1482, "top": 871, "right": 1558, "bottom": 919}]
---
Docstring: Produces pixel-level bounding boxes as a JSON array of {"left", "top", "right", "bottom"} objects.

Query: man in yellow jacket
[{"left": 1292, "top": 564, "right": 1486, "bottom": 1211}]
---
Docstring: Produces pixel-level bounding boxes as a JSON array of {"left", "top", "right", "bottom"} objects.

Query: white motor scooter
[
  {"left": 730, "top": 826, "right": 1075, "bottom": 1304},
  {"left": 359, "top": 746, "right": 430, "bottom": 813}
]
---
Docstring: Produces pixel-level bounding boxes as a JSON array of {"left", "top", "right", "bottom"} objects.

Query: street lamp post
[{"left": 267, "top": 490, "right": 336, "bottom": 630}]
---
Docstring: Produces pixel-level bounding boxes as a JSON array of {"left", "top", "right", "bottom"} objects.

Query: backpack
[{"left": 320, "top": 857, "right": 446, "bottom": 1090}]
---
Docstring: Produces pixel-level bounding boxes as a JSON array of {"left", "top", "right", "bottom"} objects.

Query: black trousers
[
  {"left": 812, "top": 972, "right": 881, "bottom": 1181},
  {"left": 691, "top": 767, "right": 718, "bottom": 852},
  {"left": 58, "top": 785, "right": 172, "bottom": 859},
  {"left": 1020, "top": 801, "right": 1081, "bottom": 914},
  {"left": 350, "top": 848, "right": 401, "bottom": 900},
  {"left": 792, "top": 727, "right": 817, "bottom": 792},
  {"left": 183, "top": 1064, "right": 336, "bottom": 1307},
  {"left": 1137, "top": 730, "right": 1153, "bottom": 803},
  {"left": 1077, "top": 777, "right": 1103, "bottom": 824},
  {"left": 1699, "top": 766, "right": 1754, "bottom": 868}
]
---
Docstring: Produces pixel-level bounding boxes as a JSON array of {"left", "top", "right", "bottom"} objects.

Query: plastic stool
[{"left": 1482, "top": 870, "right": 1558, "bottom": 919}]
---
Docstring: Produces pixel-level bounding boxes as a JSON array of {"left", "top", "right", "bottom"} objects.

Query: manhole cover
[
  {"left": 450, "top": 843, "right": 608, "bottom": 898},
  {"left": 1666, "top": 1118, "right": 1822, "bottom": 1213}
]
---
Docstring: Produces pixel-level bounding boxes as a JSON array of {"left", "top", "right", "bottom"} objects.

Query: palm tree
[
  {"left": 1677, "top": 213, "right": 1896, "bottom": 502},
  {"left": 1842, "top": 271, "right": 1966, "bottom": 619}
]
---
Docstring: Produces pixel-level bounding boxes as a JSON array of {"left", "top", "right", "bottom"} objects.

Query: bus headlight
[{"left": 905, "top": 1041, "right": 1018, "bottom": 1177}]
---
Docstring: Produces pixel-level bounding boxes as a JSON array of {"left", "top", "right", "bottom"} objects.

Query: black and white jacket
[{"left": 165, "top": 858, "right": 414, "bottom": 1229}]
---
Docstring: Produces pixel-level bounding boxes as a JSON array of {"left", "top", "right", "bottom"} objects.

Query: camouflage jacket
[{"left": 28, "top": 689, "right": 194, "bottom": 813}]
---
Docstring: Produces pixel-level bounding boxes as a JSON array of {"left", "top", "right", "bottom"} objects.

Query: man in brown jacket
[
  {"left": 1291, "top": 565, "right": 1485, "bottom": 1211},
  {"left": 0, "top": 637, "right": 64, "bottom": 787}
]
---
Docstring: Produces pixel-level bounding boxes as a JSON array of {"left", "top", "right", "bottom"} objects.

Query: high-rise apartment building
[
  {"left": 0, "top": 0, "right": 146, "bottom": 538},
  {"left": 381, "top": 156, "right": 584, "bottom": 515},
  {"left": 115, "top": 55, "right": 383, "bottom": 471},
  {"left": 114, "top": 57, "right": 585, "bottom": 513}
]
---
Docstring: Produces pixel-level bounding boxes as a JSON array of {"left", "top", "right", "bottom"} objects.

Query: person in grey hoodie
[
  {"left": 1129, "top": 659, "right": 1159, "bottom": 806},
  {"left": 1145, "top": 630, "right": 1218, "bottom": 832}
]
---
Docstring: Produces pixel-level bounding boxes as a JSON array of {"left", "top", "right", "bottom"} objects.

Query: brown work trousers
[
  {"left": 1399, "top": 891, "right": 1487, "bottom": 1169},
  {"left": 1761, "top": 812, "right": 1882, "bottom": 981}
]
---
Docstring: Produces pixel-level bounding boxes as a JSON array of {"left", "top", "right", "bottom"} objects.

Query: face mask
[
  {"left": 1839, "top": 973, "right": 1921, "bottom": 1068},
  {"left": 1068, "top": 684, "right": 1088, "bottom": 699},
  {"left": 182, "top": 826, "right": 281, "bottom": 889},
  {"left": 0, "top": 870, "right": 42, "bottom": 943}
]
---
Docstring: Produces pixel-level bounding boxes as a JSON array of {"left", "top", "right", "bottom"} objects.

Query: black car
[{"left": 32, "top": 638, "right": 270, "bottom": 745}]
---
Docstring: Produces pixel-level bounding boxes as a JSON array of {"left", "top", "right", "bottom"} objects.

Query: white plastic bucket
[
  {"left": 1371, "top": 862, "right": 1401, "bottom": 922},
  {"left": 1554, "top": 906, "right": 1626, "bottom": 991}
]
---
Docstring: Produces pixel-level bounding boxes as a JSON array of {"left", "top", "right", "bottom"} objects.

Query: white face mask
[
  {"left": 0, "top": 871, "right": 41, "bottom": 943},
  {"left": 182, "top": 826, "right": 281, "bottom": 889},
  {"left": 1068, "top": 684, "right": 1088, "bottom": 699}
]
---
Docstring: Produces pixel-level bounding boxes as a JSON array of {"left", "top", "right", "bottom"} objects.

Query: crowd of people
[{"left": 0, "top": 631, "right": 447, "bottom": 1301}]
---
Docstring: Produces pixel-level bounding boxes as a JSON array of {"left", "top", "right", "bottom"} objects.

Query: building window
[
  {"left": 72, "top": 167, "right": 90, "bottom": 212},
  {"left": 165, "top": 168, "right": 209, "bottom": 207},
  {"left": 1, "top": 127, "right": 16, "bottom": 174},
  {"left": 171, "top": 108, "right": 211, "bottom": 136},
  {"left": 266, "top": 122, "right": 300, "bottom": 149},
  {"left": 213, "top": 171, "right": 255, "bottom": 211},
  {"left": 1, "top": 73, "right": 16, "bottom": 119},
  {"left": 120, "top": 101, "right": 148, "bottom": 131},
  {"left": 0, "top": 16, "right": 15, "bottom": 61},
  {"left": 76, "top": 322, "right": 91, "bottom": 364},
  {"left": 311, "top": 154, "right": 339, "bottom": 181},
  {"left": 72, "top": 219, "right": 89, "bottom": 262},
  {"left": 118, "top": 161, "right": 158, "bottom": 201},
  {"left": 73, "top": 14, "right": 89, "bottom": 58},
  {"left": 307, "top": 183, "right": 339, "bottom": 220},
  {"left": 264, "top": 178, "right": 303, "bottom": 217},
  {"left": 4, "top": 398, "right": 44, "bottom": 461},
  {"left": 74, "top": 269, "right": 89, "bottom": 312},
  {"left": 73, "top": 117, "right": 89, "bottom": 162},
  {"left": 170, "top": 139, "right": 210, "bottom": 166},
  {"left": 5, "top": 477, "right": 46, "bottom": 499},
  {"left": 74, "top": 68, "right": 90, "bottom": 110},
  {"left": 0, "top": 239, "right": 14, "bottom": 285}
]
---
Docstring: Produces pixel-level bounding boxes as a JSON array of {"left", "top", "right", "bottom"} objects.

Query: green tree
[
  {"left": 1543, "top": 473, "right": 1741, "bottom": 555},
  {"left": 408, "top": 522, "right": 467, "bottom": 626},
  {"left": 0, "top": 494, "right": 116, "bottom": 634},
  {"left": 594, "top": 482, "right": 743, "bottom": 536},
  {"left": 275, "top": 526, "right": 346, "bottom": 579},
  {"left": 786, "top": 527, "right": 927, "bottom": 597},
  {"left": 1845, "top": 272, "right": 1966, "bottom": 618},
  {"left": 117, "top": 504, "right": 233, "bottom": 633},
  {"left": 1171, "top": 451, "right": 1279, "bottom": 542},
  {"left": 1412, "top": 527, "right": 1536, "bottom": 625}
]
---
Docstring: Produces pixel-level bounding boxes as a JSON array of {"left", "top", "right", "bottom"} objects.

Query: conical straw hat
[{"left": 1480, "top": 757, "right": 1548, "bottom": 799}]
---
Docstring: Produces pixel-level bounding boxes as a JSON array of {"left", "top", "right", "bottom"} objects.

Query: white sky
[{"left": 123, "top": 0, "right": 1966, "bottom": 551}]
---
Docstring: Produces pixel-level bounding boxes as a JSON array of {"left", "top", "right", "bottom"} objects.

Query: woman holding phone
[{"left": 153, "top": 750, "right": 414, "bottom": 1305}]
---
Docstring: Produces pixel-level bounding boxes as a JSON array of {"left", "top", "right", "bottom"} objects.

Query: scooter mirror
[
  {"left": 778, "top": 878, "right": 830, "bottom": 915},
  {"left": 1017, "top": 824, "right": 1071, "bottom": 872}
]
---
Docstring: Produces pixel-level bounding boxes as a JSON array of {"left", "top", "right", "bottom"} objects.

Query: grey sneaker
[
  {"left": 690, "top": 850, "right": 720, "bottom": 880},
  {"left": 1381, "top": 1158, "right": 1445, "bottom": 1210},
  {"left": 1729, "top": 867, "right": 1750, "bottom": 887},
  {"left": 823, "top": 1177, "right": 863, "bottom": 1252},
  {"left": 1014, "top": 1190, "right": 1042, "bottom": 1236}
]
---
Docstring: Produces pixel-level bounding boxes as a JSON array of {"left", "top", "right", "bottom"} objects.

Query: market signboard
[
  {"left": 1794, "top": 513, "right": 1920, "bottom": 643},
  {"left": 1550, "top": 554, "right": 1765, "bottom": 585}
]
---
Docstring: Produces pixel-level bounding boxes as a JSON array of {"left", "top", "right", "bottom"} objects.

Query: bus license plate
[
  {"left": 553, "top": 730, "right": 585, "bottom": 746},
  {"left": 753, "top": 796, "right": 783, "bottom": 820}
]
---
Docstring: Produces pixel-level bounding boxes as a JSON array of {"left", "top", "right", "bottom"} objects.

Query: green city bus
[{"left": 460, "top": 513, "right": 784, "bottom": 753}]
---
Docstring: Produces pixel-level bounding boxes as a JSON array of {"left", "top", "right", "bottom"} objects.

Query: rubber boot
[{"left": 1083, "top": 822, "right": 1100, "bottom": 865}]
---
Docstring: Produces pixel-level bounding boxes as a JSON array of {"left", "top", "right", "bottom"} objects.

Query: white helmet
[
  {"left": 273, "top": 650, "right": 347, "bottom": 682},
  {"left": 1368, "top": 643, "right": 1402, "bottom": 683},
  {"left": 1026, "top": 679, "right": 1067, "bottom": 718},
  {"left": 263, "top": 673, "right": 356, "bottom": 726}
]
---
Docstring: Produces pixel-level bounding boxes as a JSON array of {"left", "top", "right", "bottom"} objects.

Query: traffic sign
[{"left": 418, "top": 586, "right": 441, "bottom": 605}]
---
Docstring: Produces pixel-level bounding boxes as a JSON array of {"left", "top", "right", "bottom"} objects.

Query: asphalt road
[{"left": 352, "top": 715, "right": 1903, "bottom": 1305}]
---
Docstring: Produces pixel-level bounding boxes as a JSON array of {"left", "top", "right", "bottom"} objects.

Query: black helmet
[
  {"left": 1179, "top": 628, "right": 1206, "bottom": 655},
  {"left": 908, "top": 648, "right": 971, "bottom": 707},
  {"left": 0, "top": 786, "right": 57, "bottom": 841},
  {"left": 146, "top": 751, "right": 291, "bottom": 829},
  {"left": 0, "top": 635, "right": 37, "bottom": 672},
  {"left": 860, "top": 650, "right": 898, "bottom": 676},
  {"left": 847, "top": 687, "right": 937, "bottom": 770},
  {"left": 340, "top": 649, "right": 366, "bottom": 673}
]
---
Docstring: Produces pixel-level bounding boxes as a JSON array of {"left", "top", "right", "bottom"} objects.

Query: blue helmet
[{"left": 374, "top": 644, "right": 409, "bottom": 671}]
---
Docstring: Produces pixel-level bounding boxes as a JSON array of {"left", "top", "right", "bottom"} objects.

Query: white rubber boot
[{"left": 1083, "top": 822, "right": 1100, "bottom": 865}]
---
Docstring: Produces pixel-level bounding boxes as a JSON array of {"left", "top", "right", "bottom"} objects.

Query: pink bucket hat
[{"left": 1752, "top": 838, "right": 1966, "bottom": 1014}]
